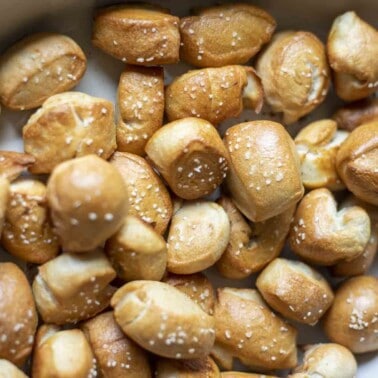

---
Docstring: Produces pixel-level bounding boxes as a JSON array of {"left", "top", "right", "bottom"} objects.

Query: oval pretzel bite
[
  {"left": 180, "top": 3, "right": 275, "bottom": 68},
  {"left": 323, "top": 276, "right": 378, "bottom": 354},
  {"left": 0, "top": 151, "right": 35, "bottom": 182},
  {"left": 0, "top": 360, "right": 27, "bottom": 378},
  {"left": 225, "top": 120, "right": 303, "bottom": 222},
  {"left": 111, "top": 280, "right": 216, "bottom": 359},
  {"left": 0, "top": 263, "right": 38, "bottom": 367},
  {"left": 92, "top": 4, "right": 180, "bottom": 65},
  {"left": 81, "top": 311, "right": 151, "bottom": 378},
  {"left": 167, "top": 201, "right": 230, "bottom": 274},
  {"left": 32, "top": 249, "right": 116, "bottom": 325},
  {"left": 256, "top": 31, "right": 329, "bottom": 124},
  {"left": 23, "top": 92, "right": 116, "bottom": 174},
  {"left": 165, "top": 66, "right": 263, "bottom": 125},
  {"left": 145, "top": 118, "right": 229, "bottom": 200},
  {"left": 327, "top": 11, "right": 378, "bottom": 101},
  {"left": 105, "top": 215, "right": 167, "bottom": 282}
]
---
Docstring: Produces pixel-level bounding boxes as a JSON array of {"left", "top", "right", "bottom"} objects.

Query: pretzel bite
[
  {"left": 111, "top": 280, "right": 216, "bottom": 359},
  {"left": 0, "top": 151, "right": 35, "bottom": 181},
  {"left": 23, "top": 92, "right": 116, "bottom": 174},
  {"left": 289, "top": 343, "right": 357, "bottom": 378},
  {"left": 117, "top": 65, "right": 164, "bottom": 155},
  {"left": 0, "top": 33, "right": 86, "bottom": 110},
  {"left": 82, "top": 311, "right": 151, "bottom": 378},
  {"left": 47, "top": 155, "right": 128, "bottom": 252},
  {"left": 145, "top": 118, "right": 228, "bottom": 200},
  {"left": 167, "top": 201, "right": 230, "bottom": 274},
  {"left": 256, "top": 258, "right": 334, "bottom": 325},
  {"left": 290, "top": 188, "right": 370, "bottom": 265},
  {"left": 32, "top": 249, "right": 116, "bottom": 325},
  {"left": 323, "top": 276, "right": 378, "bottom": 353},
  {"left": 180, "top": 3, "right": 275, "bottom": 67},
  {"left": 0, "top": 360, "right": 27, "bottom": 378},
  {"left": 0, "top": 263, "right": 38, "bottom": 366},
  {"left": 225, "top": 120, "right": 303, "bottom": 222},
  {"left": 336, "top": 121, "right": 378, "bottom": 205},
  {"left": 256, "top": 31, "right": 329, "bottom": 124},
  {"left": 295, "top": 119, "right": 348, "bottom": 190},
  {"left": 0, "top": 176, "right": 9, "bottom": 234},
  {"left": 221, "top": 373, "right": 277, "bottom": 378},
  {"left": 216, "top": 197, "right": 294, "bottom": 279},
  {"left": 110, "top": 151, "right": 172, "bottom": 234},
  {"left": 165, "top": 66, "right": 263, "bottom": 125},
  {"left": 105, "top": 215, "right": 167, "bottom": 282},
  {"left": 327, "top": 11, "right": 378, "bottom": 101},
  {"left": 213, "top": 288, "right": 297, "bottom": 370},
  {"left": 2, "top": 179, "right": 58, "bottom": 264},
  {"left": 92, "top": 4, "right": 180, "bottom": 65},
  {"left": 32, "top": 325, "right": 95, "bottom": 378},
  {"left": 163, "top": 273, "right": 216, "bottom": 315}
]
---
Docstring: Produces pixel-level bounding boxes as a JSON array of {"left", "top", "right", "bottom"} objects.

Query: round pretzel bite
[
  {"left": 111, "top": 280, "right": 216, "bottom": 359},
  {"left": 23, "top": 92, "right": 116, "bottom": 174},
  {"left": 212, "top": 288, "right": 297, "bottom": 370},
  {"left": 32, "top": 325, "right": 95, "bottom": 378},
  {"left": 92, "top": 4, "right": 180, "bottom": 65},
  {"left": 327, "top": 11, "right": 378, "bottom": 101},
  {"left": 180, "top": 3, "right": 275, "bottom": 68},
  {"left": 32, "top": 249, "right": 116, "bottom": 325},
  {"left": 295, "top": 119, "right": 348, "bottom": 191},
  {"left": 336, "top": 121, "right": 378, "bottom": 205},
  {"left": 289, "top": 343, "right": 357, "bottom": 378},
  {"left": 216, "top": 197, "right": 295, "bottom": 279},
  {"left": 0, "top": 176, "right": 9, "bottom": 235},
  {"left": 323, "top": 276, "right": 378, "bottom": 353},
  {"left": 167, "top": 201, "right": 230, "bottom": 274},
  {"left": 224, "top": 120, "right": 303, "bottom": 222},
  {"left": 110, "top": 151, "right": 172, "bottom": 234},
  {"left": 145, "top": 118, "right": 229, "bottom": 200},
  {"left": 165, "top": 66, "right": 263, "bottom": 125},
  {"left": 256, "top": 258, "right": 334, "bottom": 325},
  {"left": 105, "top": 215, "right": 167, "bottom": 282},
  {"left": 0, "top": 263, "right": 38, "bottom": 367},
  {"left": 117, "top": 65, "right": 164, "bottom": 155},
  {"left": 289, "top": 188, "right": 370, "bottom": 265},
  {"left": 47, "top": 155, "right": 128, "bottom": 252},
  {"left": 0, "top": 33, "right": 86, "bottom": 110},
  {"left": 81, "top": 311, "right": 151, "bottom": 378},
  {"left": 1, "top": 179, "right": 59, "bottom": 264},
  {"left": 256, "top": 31, "right": 329, "bottom": 124},
  {"left": 0, "top": 151, "right": 35, "bottom": 182},
  {"left": 0, "top": 360, "right": 27, "bottom": 378}
]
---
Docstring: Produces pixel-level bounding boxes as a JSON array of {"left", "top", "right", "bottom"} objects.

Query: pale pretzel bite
[
  {"left": 110, "top": 151, "right": 172, "bottom": 234},
  {"left": 1, "top": 179, "right": 59, "bottom": 264},
  {"left": 105, "top": 215, "right": 167, "bottom": 282},
  {"left": 32, "top": 325, "right": 95, "bottom": 378},
  {"left": 225, "top": 121, "right": 303, "bottom": 222},
  {"left": 47, "top": 155, "right": 128, "bottom": 252},
  {"left": 0, "top": 360, "right": 27, "bottom": 378},
  {"left": 32, "top": 249, "right": 116, "bottom": 325},
  {"left": 256, "top": 31, "right": 330, "bottom": 124},
  {"left": 23, "top": 92, "right": 116, "bottom": 174},
  {"left": 145, "top": 118, "right": 229, "bottom": 200},
  {"left": 117, "top": 65, "right": 164, "bottom": 156},
  {"left": 290, "top": 188, "right": 370, "bottom": 266},
  {"left": 163, "top": 272, "right": 216, "bottom": 315},
  {"left": 165, "top": 66, "right": 263, "bottom": 125},
  {"left": 167, "top": 201, "right": 230, "bottom": 274},
  {"left": 0, "top": 263, "right": 38, "bottom": 367},
  {"left": 289, "top": 343, "right": 357, "bottom": 378},
  {"left": 216, "top": 197, "right": 295, "bottom": 279},
  {"left": 221, "top": 373, "right": 278, "bottom": 378},
  {"left": 323, "top": 276, "right": 378, "bottom": 353},
  {"left": 336, "top": 121, "right": 378, "bottom": 205},
  {"left": 212, "top": 288, "right": 297, "bottom": 370},
  {"left": 0, "top": 151, "right": 35, "bottom": 181},
  {"left": 0, "top": 176, "right": 9, "bottom": 234},
  {"left": 327, "top": 11, "right": 378, "bottom": 101},
  {"left": 111, "top": 280, "right": 216, "bottom": 359},
  {"left": 92, "top": 4, "right": 180, "bottom": 65},
  {"left": 256, "top": 258, "right": 334, "bottom": 325},
  {"left": 0, "top": 33, "right": 86, "bottom": 110},
  {"left": 180, "top": 3, "right": 275, "bottom": 68},
  {"left": 81, "top": 311, "right": 151, "bottom": 378}
]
